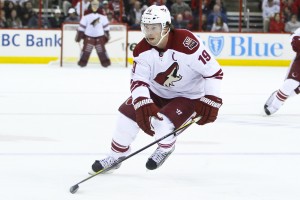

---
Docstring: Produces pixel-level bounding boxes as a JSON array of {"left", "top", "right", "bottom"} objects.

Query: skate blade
[{"left": 88, "top": 169, "right": 116, "bottom": 175}]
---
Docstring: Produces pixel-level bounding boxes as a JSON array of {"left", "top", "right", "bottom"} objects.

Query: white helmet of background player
[
  {"left": 141, "top": 5, "right": 171, "bottom": 46},
  {"left": 91, "top": 0, "right": 99, "bottom": 12}
]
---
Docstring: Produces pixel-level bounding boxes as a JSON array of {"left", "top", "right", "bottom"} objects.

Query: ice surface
[{"left": 0, "top": 64, "right": 299, "bottom": 200}]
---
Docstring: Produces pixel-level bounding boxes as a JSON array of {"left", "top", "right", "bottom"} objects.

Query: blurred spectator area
[
  {"left": 226, "top": 0, "right": 300, "bottom": 32},
  {"left": 225, "top": 0, "right": 264, "bottom": 32},
  {"left": 1, "top": 0, "right": 300, "bottom": 32}
]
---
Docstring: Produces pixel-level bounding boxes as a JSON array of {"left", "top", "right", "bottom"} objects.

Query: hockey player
[
  {"left": 90, "top": 5, "right": 223, "bottom": 173},
  {"left": 264, "top": 27, "right": 300, "bottom": 115},
  {"left": 75, "top": 0, "right": 111, "bottom": 67}
]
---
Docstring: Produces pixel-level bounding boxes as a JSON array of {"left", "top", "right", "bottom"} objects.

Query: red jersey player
[
  {"left": 264, "top": 27, "right": 300, "bottom": 115},
  {"left": 90, "top": 5, "right": 223, "bottom": 173}
]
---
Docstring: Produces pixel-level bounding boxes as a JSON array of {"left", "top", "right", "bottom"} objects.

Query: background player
[
  {"left": 75, "top": 0, "right": 111, "bottom": 67},
  {"left": 90, "top": 5, "right": 223, "bottom": 173},
  {"left": 264, "top": 27, "right": 300, "bottom": 115}
]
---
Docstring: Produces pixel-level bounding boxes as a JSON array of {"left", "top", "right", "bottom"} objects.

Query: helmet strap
[{"left": 149, "top": 26, "right": 170, "bottom": 47}]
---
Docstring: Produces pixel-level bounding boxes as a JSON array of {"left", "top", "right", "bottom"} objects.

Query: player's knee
[
  {"left": 151, "top": 114, "right": 175, "bottom": 136},
  {"left": 113, "top": 113, "right": 139, "bottom": 144},
  {"left": 283, "top": 79, "right": 299, "bottom": 91}
]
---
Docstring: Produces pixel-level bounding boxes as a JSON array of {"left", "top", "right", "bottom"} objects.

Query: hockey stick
[{"left": 69, "top": 116, "right": 201, "bottom": 194}]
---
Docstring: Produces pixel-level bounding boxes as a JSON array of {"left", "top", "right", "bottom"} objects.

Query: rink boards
[{"left": 0, "top": 29, "right": 294, "bottom": 66}]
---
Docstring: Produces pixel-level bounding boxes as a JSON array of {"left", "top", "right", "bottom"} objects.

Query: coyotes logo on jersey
[
  {"left": 90, "top": 17, "right": 100, "bottom": 27},
  {"left": 154, "top": 62, "right": 182, "bottom": 87}
]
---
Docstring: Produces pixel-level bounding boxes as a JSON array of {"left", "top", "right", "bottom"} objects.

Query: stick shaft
[{"left": 73, "top": 117, "right": 199, "bottom": 186}]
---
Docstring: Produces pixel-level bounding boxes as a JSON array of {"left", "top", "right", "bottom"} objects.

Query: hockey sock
[
  {"left": 151, "top": 114, "right": 176, "bottom": 150},
  {"left": 111, "top": 140, "right": 129, "bottom": 155},
  {"left": 279, "top": 79, "right": 299, "bottom": 97},
  {"left": 271, "top": 79, "right": 300, "bottom": 109},
  {"left": 110, "top": 113, "right": 139, "bottom": 157},
  {"left": 273, "top": 90, "right": 288, "bottom": 108},
  {"left": 158, "top": 140, "right": 176, "bottom": 152}
]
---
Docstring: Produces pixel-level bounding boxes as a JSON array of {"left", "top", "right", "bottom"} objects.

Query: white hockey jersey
[
  {"left": 78, "top": 11, "right": 109, "bottom": 37},
  {"left": 131, "top": 29, "right": 223, "bottom": 101}
]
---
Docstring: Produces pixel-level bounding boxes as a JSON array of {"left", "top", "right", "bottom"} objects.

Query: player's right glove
[
  {"left": 75, "top": 31, "right": 85, "bottom": 42},
  {"left": 291, "top": 36, "right": 300, "bottom": 53},
  {"left": 194, "top": 95, "right": 222, "bottom": 125},
  {"left": 133, "top": 97, "right": 162, "bottom": 136}
]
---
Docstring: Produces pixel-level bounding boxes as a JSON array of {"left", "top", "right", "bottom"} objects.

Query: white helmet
[
  {"left": 141, "top": 5, "right": 171, "bottom": 46},
  {"left": 141, "top": 5, "right": 171, "bottom": 29}
]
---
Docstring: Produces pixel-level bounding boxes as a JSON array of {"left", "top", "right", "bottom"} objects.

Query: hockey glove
[
  {"left": 104, "top": 31, "right": 110, "bottom": 44},
  {"left": 133, "top": 97, "right": 162, "bottom": 136},
  {"left": 75, "top": 31, "right": 85, "bottom": 42},
  {"left": 195, "top": 95, "right": 222, "bottom": 125},
  {"left": 291, "top": 36, "right": 300, "bottom": 53}
]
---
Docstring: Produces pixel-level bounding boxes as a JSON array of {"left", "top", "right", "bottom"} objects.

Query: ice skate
[
  {"left": 146, "top": 146, "right": 175, "bottom": 170},
  {"left": 89, "top": 156, "right": 125, "bottom": 175},
  {"left": 89, "top": 147, "right": 130, "bottom": 175},
  {"left": 263, "top": 91, "right": 277, "bottom": 115},
  {"left": 264, "top": 90, "right": 287, "bottom": 116},
  {"left": 264, "top": 105, "right": 280, "bottom": 116}
]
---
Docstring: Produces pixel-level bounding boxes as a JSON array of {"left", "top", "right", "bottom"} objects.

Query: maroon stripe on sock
[
  {"left": 276, "top": 90, "right": 288, "bottom": 101},
  {"left": 158, "top": 141, "right": 176, "bottom": 149},
  {"left": 111, "top": 140, "right": 129, "bottom": 153}
]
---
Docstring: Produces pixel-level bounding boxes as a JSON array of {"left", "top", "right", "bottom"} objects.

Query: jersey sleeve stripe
[
  {"left": 130, "top": 81, "right": 150, "bottom": 93},
  {"left": 203, "top": 69, "right": 223, "bottom": 80}
]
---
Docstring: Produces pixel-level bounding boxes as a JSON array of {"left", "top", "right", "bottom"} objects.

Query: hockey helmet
[
  {"left": 140, "top": 5, "right": 171, "bottom": 46},
  {"left": 141, "top": 5, "right": 171, "bottom": 29}
]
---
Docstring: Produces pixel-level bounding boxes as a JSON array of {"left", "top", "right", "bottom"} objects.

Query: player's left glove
[
  {"left": 104, "top": 31, "right": 110, "bottom": 44},
  {"left": 291, "top": 36, "right": 300, "bottom": 53},
  {"left": 75, "top": 31, "right": 85, "bottom": 42},
  {"left": 133, "top": 97, "right": 162, "bottom": 136},
  {"left": 194, "top": 95, "right": 222, "bottom": 125}
]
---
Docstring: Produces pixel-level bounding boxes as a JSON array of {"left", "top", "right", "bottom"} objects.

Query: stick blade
[{"left": 70, "top": 184, "right": 79, "bottom": 194}]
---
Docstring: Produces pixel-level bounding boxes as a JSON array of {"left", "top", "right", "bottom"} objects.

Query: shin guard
[
  {"left": 95, "top": 37, "right": 111, "bottom": 67},
  {"left": 78, "top": 39, "right": 94, "bottom": 67}
]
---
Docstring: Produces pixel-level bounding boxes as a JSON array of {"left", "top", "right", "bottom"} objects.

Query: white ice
[{"left": 0, "top": 64, "right": 299, "bottom": 200}]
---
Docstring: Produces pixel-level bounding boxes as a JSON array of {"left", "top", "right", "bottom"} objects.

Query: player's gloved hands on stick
[
  {"left": 291, "top": 36, "right": 300, "bottom": 53},
  {"left": 75, "top": 31, "right": 85, "bottom": 42},
  {"left": 195, "top": 95, "right": 222, "bottom": 125},
  {"left": 133, "top": 97, "right": 162, "bottom": 136}
]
